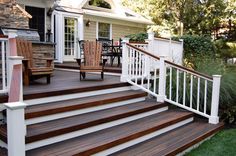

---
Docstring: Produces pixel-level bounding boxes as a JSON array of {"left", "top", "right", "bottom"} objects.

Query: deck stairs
[{"left": 0, "top": 82, "right": 223, "bottom": 156}]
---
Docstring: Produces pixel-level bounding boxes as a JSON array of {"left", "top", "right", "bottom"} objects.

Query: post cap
[{"left": 4, "top": 102, "right": 27, "bottom": 110}]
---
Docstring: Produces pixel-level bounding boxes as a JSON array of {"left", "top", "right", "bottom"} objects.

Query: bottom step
[
  {"left": 112, "top": 119, "right": 224, "bottom": 156},
  {"left": 26, "top": 110, "right": 193, "bottom": 156}
]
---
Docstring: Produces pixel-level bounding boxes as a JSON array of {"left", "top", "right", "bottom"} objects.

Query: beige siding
[
  {"left": 84, "top": 20, "right": 97, "bottom": 41},
  {"left": 112, "top": 24, "right": 145, "bottom": 41},
  {"left": 83, "top": 20, "right": 145, "bottom": 41}
]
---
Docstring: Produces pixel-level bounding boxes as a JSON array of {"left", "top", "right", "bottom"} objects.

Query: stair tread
[
  {"left": 112, "top": 120, "right": 224, "bottom": 156},
  {"left": 26, "top": 109, "right": 193, "bottom": 156},
  {"left": 26, "top": 100, "right": 167, "bottom": 143},
  {"left": 25, "top": 90, "right": 147, "bottom": 119}
]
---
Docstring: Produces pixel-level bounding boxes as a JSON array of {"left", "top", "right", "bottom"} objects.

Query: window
[
  {"left": 88, "top": 0, "right": 111, "bottom": 9},
  {"left": 98, "top": 23, "right": 111, "bottom": 40}
]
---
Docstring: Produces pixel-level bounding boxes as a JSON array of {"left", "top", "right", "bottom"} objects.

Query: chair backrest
[
  {"left": 83, "top": 41, "right": 102, "bottom": 67},
  {"left": 16, "top": 38, "right": 33, "bottom": 68}
]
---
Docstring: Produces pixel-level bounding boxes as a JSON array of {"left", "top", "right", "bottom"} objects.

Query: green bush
[
  {"left": 214, "top": 39, "right": 236, "bottom": 61},
  {"left": 173, "top": 35, "right": 216, "bottom": 64},
  {"left": 125, "top": 32, "right": 148, "bottom": 42}
]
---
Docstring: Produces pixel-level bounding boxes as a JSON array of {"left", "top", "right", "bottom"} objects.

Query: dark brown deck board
[
  {"left": 55, "top": 62, "right": 122, "bottom": 73},
  {"left": 26, "top": 100, "right": 167, "bottom": 143},
  {"left": 112, "top": 120, "right": 224, "bottom": 156},
  {"left": 25, "top": 90, "right": 147, "bottom": 119},
  {"left": 26, "top": 110, "right": 193, "bottom": 156},
  {"left": 0, "top": 70, "right": 126, "bottom": 102}
]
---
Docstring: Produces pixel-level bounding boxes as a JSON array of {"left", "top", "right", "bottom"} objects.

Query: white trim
[
  {"left": 97, "top": 22, "right": 112, "bottom": 40},
  {"left": 25, "top": 107, "right": 168, "bottom": 151},
  {"left": 94, "top": 117, "right": 194, "bottom": 156},
  {"left": 24, "top": 86, "right": 133, "bottom": 106},
  {"left": 96, "top": 21, "right": 99, "bottom": 39},
  {"left": 26, "top": 97, "right": 146, "bottom": 125},
  {"left": 110, "top": 23, "right": 112, "bottom": 40}
]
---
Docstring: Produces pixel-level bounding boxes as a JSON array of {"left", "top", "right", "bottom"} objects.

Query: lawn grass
[{"left": 185, "top": 128, "right": 236, "bottom": 156}]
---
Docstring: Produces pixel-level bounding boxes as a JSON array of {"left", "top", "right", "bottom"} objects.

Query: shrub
[
  {"left": 173, "top": 35, "right": 216, "bottom": 64},
  {"left": 125, "top": 32, "right": 148, "bottom": 42}
]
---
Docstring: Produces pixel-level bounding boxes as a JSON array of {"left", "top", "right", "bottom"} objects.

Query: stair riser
[
  {"left": 25, "top": 107, "right": 168, "bottom": 151},
  {"left": 26, "top": 97, "right": 146, "bottom": 125},
  {"left": 24, "top": 86, "right": 132, "bottom": 106},
  {"left": 93, "top": 117, "right": 194, "bottom": 156}
]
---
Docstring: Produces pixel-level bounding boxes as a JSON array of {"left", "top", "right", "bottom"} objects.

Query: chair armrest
[
  {"left": 33, "top": 57, "right": 53, "bottom": 67},
  {"left": 33, "top": 57, "right": 53, "bottom": 61}
]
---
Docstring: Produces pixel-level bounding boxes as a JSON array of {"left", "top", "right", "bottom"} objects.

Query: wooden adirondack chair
[
  {"left": 16, "top": 39, "right": 53, "bottom": 85},
  {"left": 76, "top": 41, "right": 106, "bottom": 80}
]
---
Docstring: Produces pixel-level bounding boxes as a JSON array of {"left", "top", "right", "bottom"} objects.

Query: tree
[{"left": 122, "top": 0, "right": 227, "bottom": 36}]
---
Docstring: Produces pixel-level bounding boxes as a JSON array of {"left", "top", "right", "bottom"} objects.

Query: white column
[
  {"left": 209, "top": 75, "right": 221, "bottom": 124},
  {"left": 120, "top": 38, "right": 130, "bottom": 82},
  {"left": 157, "top": 56, "right": 167, "bottom": 102},
  {"left": 4, "top": 102, "right": 27, "bottom": 156}
]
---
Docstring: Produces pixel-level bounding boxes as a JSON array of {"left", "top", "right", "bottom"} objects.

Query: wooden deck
[
  {"left": 0, "top": 69, "right": 127, "bottom": 102},
  {"left": 55, "top": 62, "right": 122, "bottom": 73}
]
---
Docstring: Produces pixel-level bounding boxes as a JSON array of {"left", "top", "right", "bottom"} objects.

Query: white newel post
[
  {"left": 4, "top": 102, "right": 27, "bottom": 156},
  {"left": 157, "top": 56, "right": 167, "bottom": 102},
  {"left": 120, "top": 38, "right": 130, "bottom": 82},
  {"left": 209, "top": 75, "right": 221, "bottom": 124}
]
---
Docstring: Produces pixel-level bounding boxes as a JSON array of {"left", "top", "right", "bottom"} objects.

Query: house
[
  {"left": 15, "top": 0, "right": 153, "bottom": 62},
  {"left": 0, "top": 1, "right": 224, "bottom": 156}
]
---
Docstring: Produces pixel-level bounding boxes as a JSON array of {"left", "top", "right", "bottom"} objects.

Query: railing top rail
[
  {"left": 165, "top": 60, "right": 213, "bottom": 81},
  {"left": 126, "top": 43, "right": 213, "bottom": 81},
  {"left": 154, "top": 37, "right": 183, "bottom": 44},
  {"left": 127, "top": 43, "right": 160, "bottom": 60},
  {"left": 129, "top": 42, "right": 148, "bottom": 45}
]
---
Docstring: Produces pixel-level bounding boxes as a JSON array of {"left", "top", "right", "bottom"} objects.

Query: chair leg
[
  {"left": 101, "top": 71, "right": 104, "bottom": 80},
  {"left": 46, "top": 75, "right": 51, "bottom": 84},
  {"left": 80, "top": 72, "right": 82, "bottom": 81}
]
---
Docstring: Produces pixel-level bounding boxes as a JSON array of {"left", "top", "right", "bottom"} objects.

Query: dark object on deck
[
  {"left": 16, "top": 39, "right": 53, "bottom": 85},
  {"left": 76, "top": 41, "right": 106, "bottom": 80}
]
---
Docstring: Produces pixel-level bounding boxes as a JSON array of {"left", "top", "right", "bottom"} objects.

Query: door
[{"left": 64, "top": 17, "right": 78, "bottom": 61}]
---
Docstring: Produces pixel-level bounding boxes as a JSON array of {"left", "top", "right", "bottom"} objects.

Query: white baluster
[
  {"left": 176, "top": 69, "right": 179, "bottom": 103},
  {"left": 157, "top": 56, "right": 166, "bottom": 102},
  {"left": 204, "top": 80, "right": 208, "bottom": 114},
  {"left": 190, "top": 75, "right": 193, "bottom": 108},
  {"left": 183, "top": 72, "right": 186, "bottom": 106},
  {"left": 197, "top": 77, "right": 200, "bottom": 111}
]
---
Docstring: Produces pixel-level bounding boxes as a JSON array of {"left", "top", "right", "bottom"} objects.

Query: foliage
[
  {"left": 214, "top": 40, "right": 236, "bottom": 60},
  {"left": 125, "top": 32, "right": 148, "bottom": 42},
  {"left": 173, "top": 35, "right": 216, "bottom": 64},
  {"left": 185, "top": 129, "right": 236, "bottom": 156},
  {"left": 122, "top": 0, "right": 233, "bottom": 37}
]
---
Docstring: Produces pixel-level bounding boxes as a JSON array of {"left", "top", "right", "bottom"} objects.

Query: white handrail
[{"left": 122, "top": 43, "right": 221, "bottom": 124}]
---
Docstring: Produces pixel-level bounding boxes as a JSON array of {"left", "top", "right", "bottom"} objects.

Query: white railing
[
  {"left": 121, "top": 43, "right": 221, "bottom": 124},
  {"left": 130, "top": 42, "right": 149, "bottom": 51},
  {"left": 0, "top": 37, "right": 9, "bottom": 94}
]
